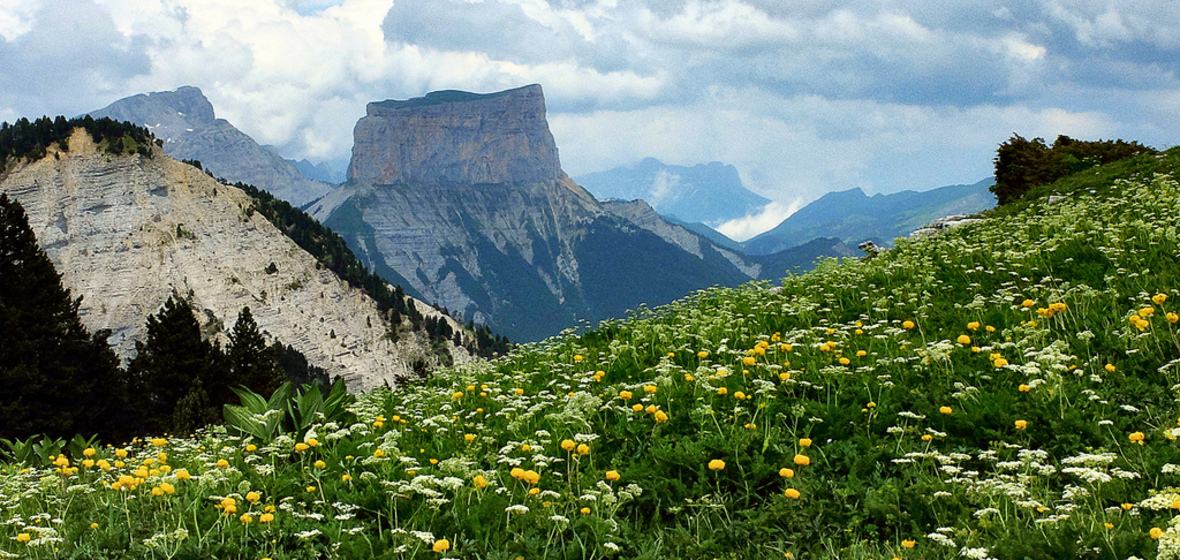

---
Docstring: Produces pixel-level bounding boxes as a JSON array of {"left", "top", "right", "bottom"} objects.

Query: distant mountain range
[
  {"left": 575, "top": 158, "right": 770, "bottom": 225},
  {"left": 742, "top": 179, "right": 996, "bottom": 255},
  {"left": 88, "top": 87, "right": 333, "bottom": 207}
]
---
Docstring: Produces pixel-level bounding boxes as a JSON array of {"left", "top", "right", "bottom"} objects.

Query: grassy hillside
[{"left": 3, "top": 148, "right": 1180, "bottom": 559}]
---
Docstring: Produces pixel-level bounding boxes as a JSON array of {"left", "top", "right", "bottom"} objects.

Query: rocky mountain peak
[{"left": 347, "top": 84, "right": 561, "bottom": 185}]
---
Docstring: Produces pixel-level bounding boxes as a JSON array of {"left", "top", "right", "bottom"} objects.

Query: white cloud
[
  {"left": 713, "top": 201, "right": 801, "bottom": 242},
  {"left": 0, "top": 0, "right": 36, "bottom": 40}
]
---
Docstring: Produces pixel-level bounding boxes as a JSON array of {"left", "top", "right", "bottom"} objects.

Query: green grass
[{"left": 4, "top": 156, "right": 1180, "bottom": 559}]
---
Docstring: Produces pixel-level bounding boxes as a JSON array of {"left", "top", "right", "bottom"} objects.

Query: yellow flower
[
  {"left": 855, "top": 350, "right": 867, "bottom": 357},
  {"left": 342, "top": 474, "right": 353, "bottom": 482},
  {"left": 644, "top": 385, "right": 658, "bottom": 394},
  {"left": 294, "top": 442, "right": 309, "bottom": 452},
  {"left": 174, "top": 468, "right": 190, "bottom": 480},
  {"left": 90, "top": 522, "right": 99, "bottom": 529},
  {"left": 967, "top": 321, "right": 980, "bottom": 331},
  {"left": 150, "top": 438, "right": 168, "bottom": 447},
  {"left": 783, "top": 488, "right": 801, "bottom": 499},
  {"left": 1104, "top": 522, "right": 1114, "bottom": 529},
  {"left": 717, "top": 387, "right": 728, "bottom": 396},
  {"left": 697, "top": 351, "right": 709, "bottom": 359},
  {"left": 1122, "top": 503, "right": 1134, "bottom": 510},
  {"left": 16, "top": 533, "right": 30, "bottom": 543},
  {"left": 433, "top": 538, "right": 451, "bottom": 553},
  {"left": 654, "top": 410, "right": 669, "bottom": 423},
  {"left": 520, "top": 444, "right": 531, "bottom": 452},
  {"left": 514, "top": 388, "right": 525, "bottom": 395},
  {"left": 510, "top": 467, "right": 525, "bottom": 479},
  {"left": 1168, "top": 312, "right": 1179, "bottom": 324},
  {"left": 260, "top": 513, "right": 275, "bottom": 523},
  {"left": 734, "top": 391, "right": 747, "bottom": 400},
  {"left": 993, "top": 357, "right": 1009, "bottom": 368},
  {"left": 708, "top": 459, "right": 726, "bottom": 471},
  {"left": 574, "top": 354, "right": 584, "bottom": 362},
  {"left": 216, "top": 459, "right": 229, "bottom": 469},
  {"left": 522, "top": 470, "right": 541, "bottom": 485},
  {"left": 314, "top": 460, "right": 326, "bottom": 469},
  {"left": 1139, "top": 307, "right": 1156, "bottom": 317},
  {"left": 939, "top": 406, "right": 953, "bottom": 415},
  {"left": 606, "top": 470, "right": 620, "bottom": 481},
  {"left": 838, "top": 357, "right": 850, "bottom": 365},
  {"left": 921, "top": 434, "right": 933, "bottom": 442},
  {"left": 159, "top": 482, "right": 175, "bottom": 494},
  {"left": 1105, "top": 363, "right": 1117, "bottom": 372},
  {"left": 1021, "top": 299, "right": 1035, "bottom": 308},
  {"left": 743, "top": 356, "right": 757, "bottom": 366},
  {"left": 684, "top": 373, "right": 695, "bottom": 382},
  {"left": 1151, "top": 527, "right": 1165, "bottom": 539},
  {"left": 793, "top": 454, "right": 810, "bottom": 466},
  {"left": 464, "top": 434, "right": 475, "bottom": 443},
  {"left": 240, "top": 513, "right": 254, "bottom": 524},
  {"left": 373, "top": 449, "right": 386, "bottom": 458},
  {"left": 473, "top": 474, "right": 488, "bottom": 489},
  {"left": 779, "top": 372, "right": 791, "bottom": 381},
  {"left": 83, "top": 447, "right": 96, "bottom": 457},
  {"left": 645, "top": 404, "right": 658, "bottom": 414},
  {"left": 902, "top": 539, "right": 916, "bottom": 548},
  {"left": 151, "top": 486, "right": 164, "bottom": 497},
  {"left": 779, "top": 468, "right": 794, "bottom": 478},
  {"left": 1129, "top": 431, "right": 1146, "bottom": 444},
  {"left": 306, "top": 486, "right": 316, "bottom": 493},
  {"left": 1015, "top": 420, "right": 1027, "bottom": 430},
  {"left": 576, "top": 443, "right": 590, "bottom": 455},
  {"left": 619, "top": 390, "right": 633, "bottom": 400},
  {"left": 452, "top": 391, "right": 464, "bottom": 399},
  {"left": 799, "top": 438, "right": 812, "bottom": 447},
  {"left": 631, "top": 403, "right": 644, "bottom": 412},
  {"left": 781, "top": 343, "right": 793, "bottom": 352},
  {"left": 902, "top": 320, "right": 915, "bottom": 329},
  {"left": 1018, "top": 383, "right": 1030, "bottom": 392},
  {"left": 581, "top": 507, "right": 591, "bottom": 515},
  {"left": 560, "top": 439, "right": 576, "bottom": 451}
]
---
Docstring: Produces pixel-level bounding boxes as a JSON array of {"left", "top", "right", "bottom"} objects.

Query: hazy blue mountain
[
  {"left": 575, "top": 158, "right": 771, "bottom": 225},
  {"left": 742, "top": 178, "right": 996, "bottom": 255}
]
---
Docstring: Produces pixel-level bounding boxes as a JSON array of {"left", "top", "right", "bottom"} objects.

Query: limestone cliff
[
  {"left": 314, "top": 85, "right": 800, "bottom": 341},
  {"left": 0, "top": 130, "right": 468, "bottom": 390},
  {"left": 89, "top": 86, "right": 333, "bottom": 207},
  {"left": 347, "top": 85, "right": 561, "bottom": 185}
]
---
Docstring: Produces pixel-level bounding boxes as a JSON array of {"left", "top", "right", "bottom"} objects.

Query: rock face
[
  {"left": 0, "top": 130, "right": 467, "bottom": 390},
  {"left": 89, "top": 86, "right": 333, "bottom": 207},
  {"left": 347, "top": 85, "right": 561, "bottom": 186},
  {"left": 314, "top": 85, "right": 846, "bottom": 341}
]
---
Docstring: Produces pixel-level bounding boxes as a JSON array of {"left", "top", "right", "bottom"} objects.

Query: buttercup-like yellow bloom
[
  {"left": 606, "top": 470, "right": 620, "bottom": 481},
  {"left": 783, "top": 488, "right": 801, "bottom": 499},
  {"left": 793, "top": 454, "right": 810, "bottom": 466},
  {"left": 779, "top": 468, "right": 794, "bottom": 478},
  {"left": 433, "top": 538, "right": 450, "bottom": 552},
  {"left": 1015, "top": 420, "right": 1027, "bottom": 430},
  {"left": 902, "top": 321, "right": 915, "bottom": 329},
  {"left": 939, "top": 406, "right": 953, "bottom": 415},
  {"left": 708, "top": 459, "right": 725, "bottom": 471}
]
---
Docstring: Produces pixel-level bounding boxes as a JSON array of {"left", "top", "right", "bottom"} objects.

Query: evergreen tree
[
  {"left": 128, "top": 295, "right": 224, "bottom": 434},
  {"left": 227, "top": 307, "right": 283, "bottom": 396},
  {"left": 0, "top": 194, "right": 130, "bottom": 441}
]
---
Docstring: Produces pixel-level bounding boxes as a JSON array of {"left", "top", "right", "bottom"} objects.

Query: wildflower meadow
[{"left": 4, "top": 148, "right": 1180, "bottom": 559}]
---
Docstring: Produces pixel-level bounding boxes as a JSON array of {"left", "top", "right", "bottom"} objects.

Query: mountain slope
[
  {"left": 575, "top": 157, "right": 770, "bottom": 224},
  {"left": 88, "top": 86, "right": 332, "bottom": 207},
  {"left": 0, "top": 126, "right": 467, "bottom": 390},
  {"left": 743, "top": 178, "right": 995, "bottom": 255}
]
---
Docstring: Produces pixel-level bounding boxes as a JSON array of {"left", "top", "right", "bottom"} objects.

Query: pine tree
[
  {"left": 0, "top": 194, "right": 130, "bottom": 441},
  {"left": 128, "top": 295, "right": 224, "bottom": 434},
  {"left": 226, "top": 307, "right": 283, "bottom": 396}
]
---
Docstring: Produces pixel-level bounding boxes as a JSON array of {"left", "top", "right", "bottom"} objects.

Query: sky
[{"left": 2, "top": 0, "right": 1178, "bottom": 239}]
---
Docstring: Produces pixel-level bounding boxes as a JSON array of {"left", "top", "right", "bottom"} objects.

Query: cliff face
[
  {"left": 0, "top": 130, "right": 467, "bottom": 390},
  {"left": 89, "top": 87, "right": 333, "bottom": 207},
  {"left": 347, "top": 85, "right": 561, "bottom": 185},
  {"left": 314, "top": 85, "right": 787, "bottom": 341}
]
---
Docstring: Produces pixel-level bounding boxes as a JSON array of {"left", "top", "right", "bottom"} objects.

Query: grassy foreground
[{"left": 4, "top": 149, "right": 1180, "bottom": 559}]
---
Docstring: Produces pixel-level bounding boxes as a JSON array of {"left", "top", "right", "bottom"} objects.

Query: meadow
[{"left": 3, "top": 148, "right": 1180, "bottom": 559}]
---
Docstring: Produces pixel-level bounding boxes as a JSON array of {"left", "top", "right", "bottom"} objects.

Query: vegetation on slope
[
  {"left": 0, "top": 116, "right": 154, "bottom": 174},
  {"left": 991, "top": 134, "right": 1157, "bottom": 205},
  {"left": 3, "top": 148, "right": 1180, "bottom": 559}
]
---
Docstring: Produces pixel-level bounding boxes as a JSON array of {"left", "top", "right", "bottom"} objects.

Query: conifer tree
[
  {"left": 226, "top": 306, "right": 283, "bottom": 396},
  {"left": 128, "top": 295, "right": 224, "bottom": 434},
  {"left": 0, "top": 194, "right": 129, "bottom": 441}
]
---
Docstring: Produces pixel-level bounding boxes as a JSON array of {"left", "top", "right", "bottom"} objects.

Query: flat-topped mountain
[
  {"left": 348, "top": 84, "right": 561, "bottom": 185},
  {"left": 313, "top": 85, "right": 836, "bottom": 341},
  {"left": 89, "top": 87, "right": 333, "bottom": 207},
  {"left": 0, "top": 127, "right": 467, "bottom": 390}
]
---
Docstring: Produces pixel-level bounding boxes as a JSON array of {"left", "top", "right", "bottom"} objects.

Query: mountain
[
  {"left": 310, "top": 85, "right": 841, "bottom": 341},
  {"left": 88, "top": 86, "right": 333, "bottom": 207},
  {"left": 0, "top": 124, "right": 469, "bottom": 390},
  {"left": 742, "top": 178, "right": 996, "bottom": 255},
  {"left": 575, "top": 158, "right": 771, "bottom": 224}
]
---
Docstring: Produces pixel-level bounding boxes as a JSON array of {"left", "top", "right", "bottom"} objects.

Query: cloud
[{"left": 713, "top": 201, "right": 800, "bottom": 242}]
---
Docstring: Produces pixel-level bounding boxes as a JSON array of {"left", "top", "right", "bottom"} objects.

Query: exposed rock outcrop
[
  {"left": 315, "top": 85, "right": 843, "bottom": 341},
  {"left": 347, "top": 85, "right": 561, "bottom": 185},
  {"left": 0, "top": 130, "right": 467, "bottom": 390},
  {"left": 89, "top": 87, "right": 333, "bottom": 207}
]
